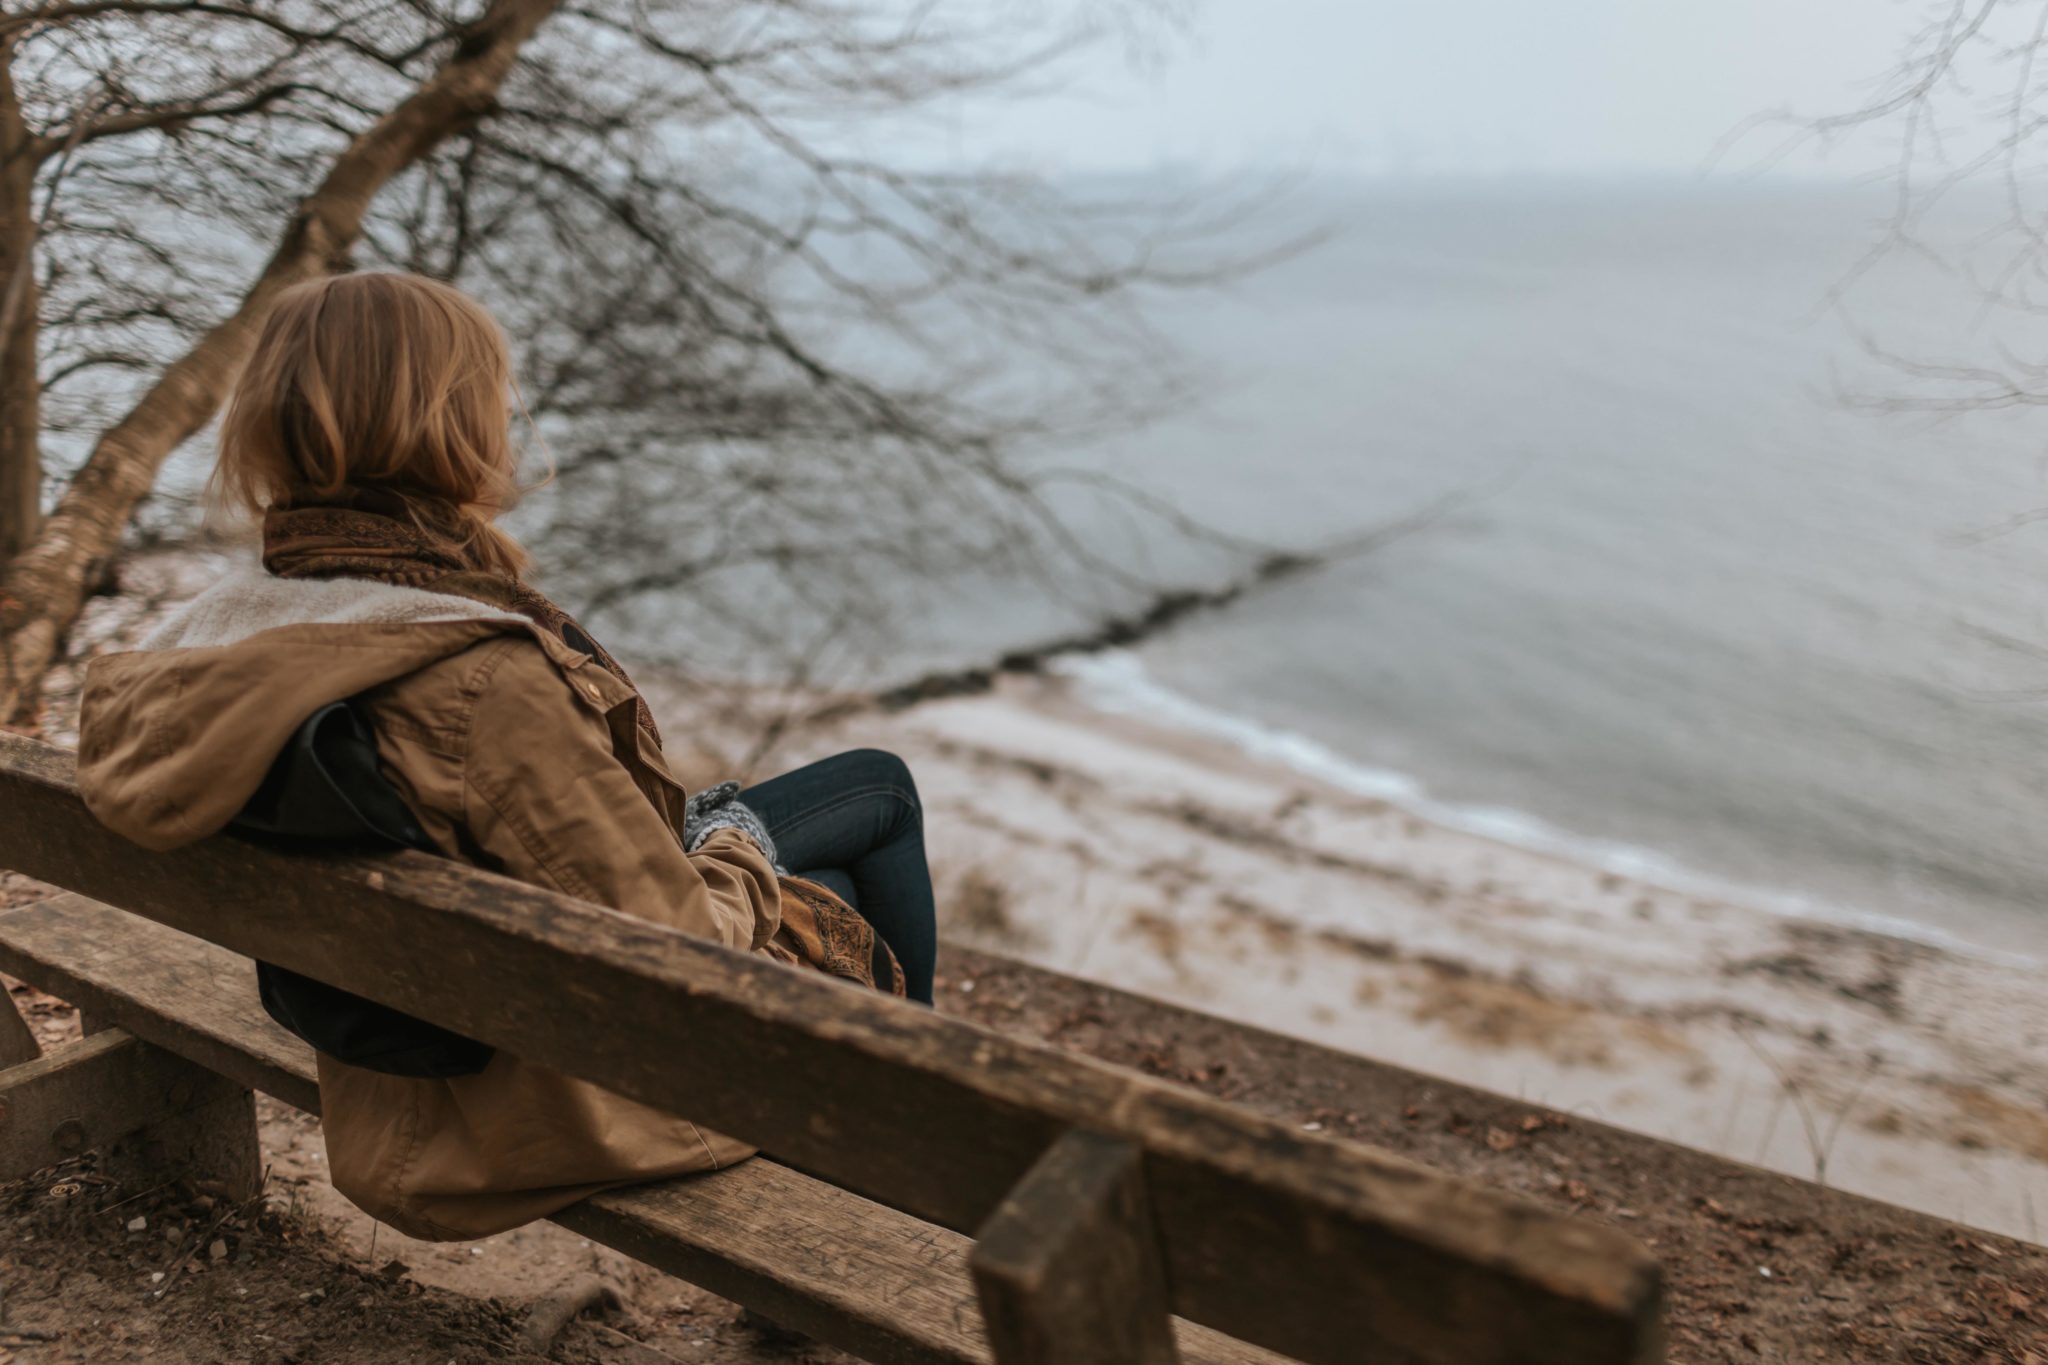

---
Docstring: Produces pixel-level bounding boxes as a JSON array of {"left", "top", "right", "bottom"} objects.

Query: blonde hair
[{"left": 215, "top": 271, "right": 530, "bottom": 576}]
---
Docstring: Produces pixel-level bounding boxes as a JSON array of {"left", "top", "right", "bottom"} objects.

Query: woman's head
[{"left": 216, "top": 271, "right": 528, "bottom": 574}]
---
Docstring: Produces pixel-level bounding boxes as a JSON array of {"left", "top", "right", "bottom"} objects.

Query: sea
[{"left": 832, "top": 176, "right": 2048, "bottom": 963}]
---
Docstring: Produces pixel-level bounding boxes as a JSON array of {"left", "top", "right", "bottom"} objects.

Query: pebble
[
  {"left": 125, "top": 1216, "right": 147, "bottom": 1232},
  {"left": 209, "top": 1239, "right": 228, "bottom": 1262}
]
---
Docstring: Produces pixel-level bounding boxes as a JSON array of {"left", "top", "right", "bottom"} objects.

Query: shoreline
[
  {"left": 1049, "top": 650, "right": 2048, "bottom": 973},
  {"left": 711, "top": 665, "right": 2048, "bottom": 1243}
]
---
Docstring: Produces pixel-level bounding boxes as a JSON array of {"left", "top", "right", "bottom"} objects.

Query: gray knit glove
[
  {"left": 682, "top": 780, "right": 742, "bottom": 833},
  {"left": 683, "top": 780, "right": 785, "bottom": 872}
]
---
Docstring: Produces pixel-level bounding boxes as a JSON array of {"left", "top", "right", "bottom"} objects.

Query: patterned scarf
[
  {"left": 770, "top": 877, "right": 906, "bottom": 997},
  {"left": 261, "top": 487, "right": 660, "bottom": 745}
]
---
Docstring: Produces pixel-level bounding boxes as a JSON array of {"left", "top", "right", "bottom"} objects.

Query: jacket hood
[{"left": 78, "top": 565, "right": 533, "bottom": 851}]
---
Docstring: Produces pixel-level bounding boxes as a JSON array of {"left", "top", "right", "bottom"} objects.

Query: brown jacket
[{"left": 76, "top": 567, "right": 777, "bottom": 1240}]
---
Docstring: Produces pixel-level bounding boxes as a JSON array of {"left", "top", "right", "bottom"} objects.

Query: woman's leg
[{"left": 738, "top": 750, "right": 938, "bottom": 1003}]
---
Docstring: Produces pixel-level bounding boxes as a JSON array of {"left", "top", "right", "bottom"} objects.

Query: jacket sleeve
[{"left": 456, "top": 640, "right": 779, "bottom": 952}]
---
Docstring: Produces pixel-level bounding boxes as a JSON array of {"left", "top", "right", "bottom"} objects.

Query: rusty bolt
[
  {"left": 52, "top": 1119, "right": 86, "bottom": 1152},
  {"left": 167, "top": 1079, "right": 195, "bottom": 1107}
]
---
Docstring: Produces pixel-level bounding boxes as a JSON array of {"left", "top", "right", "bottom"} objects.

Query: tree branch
[{"left": 0, "top": 0, "right": 566, "bottom": 718}]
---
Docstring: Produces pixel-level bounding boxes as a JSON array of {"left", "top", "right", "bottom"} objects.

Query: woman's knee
[{"left": 837, "top": 748, "right": 920, "bottom": 813}]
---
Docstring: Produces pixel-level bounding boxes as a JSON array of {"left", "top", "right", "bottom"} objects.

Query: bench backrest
[{"left": 0, "top": 733, "right": 1663, "bottom": 1365}]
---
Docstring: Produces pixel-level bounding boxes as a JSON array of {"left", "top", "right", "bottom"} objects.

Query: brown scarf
[
  {"left": 261, "top": 487, "right": 661, "bottom": 745},
  {"left": 769, "top": 877, "right": 907, "bottom": 997},
  {"left": 262, "top": 488, "right": 904, "bottom": 998}
]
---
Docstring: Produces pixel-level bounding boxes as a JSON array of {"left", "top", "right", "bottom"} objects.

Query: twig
[
  {"left": 1734, "top": 1026, "right": 1848, "bottom": 1187},
  {"left": 151, "top": 1167, "right": 271, "bottom": 1301},
  {"left": 519, "top": 1274, "right": 621, "bottom": 1355},
  {"left": 94, "top": 1177, "right": 179, "bottom": 1219}
]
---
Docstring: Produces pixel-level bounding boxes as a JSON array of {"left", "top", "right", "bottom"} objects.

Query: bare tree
[
  {"left": 1731, "top": 1, "right": 2048, "bottom": 410},
  {"left": 0, "top": 0, "right": 1272, "bottom": 722},
  {"left": 0, "top": 0, "right": 565, "bottom": 719}
]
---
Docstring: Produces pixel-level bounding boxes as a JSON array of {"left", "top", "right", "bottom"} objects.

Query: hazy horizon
[{"left": 892, "top": 0, "right": 1929, "bottom": 180}]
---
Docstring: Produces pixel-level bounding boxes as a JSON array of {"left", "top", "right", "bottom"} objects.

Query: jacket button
[{"left": 583, "top": 682, "right": 601, "bottom": 700}]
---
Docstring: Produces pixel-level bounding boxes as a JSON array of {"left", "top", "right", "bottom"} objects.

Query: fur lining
[{"left": 143, "top": 563, "right": 529, "bottom": 652}]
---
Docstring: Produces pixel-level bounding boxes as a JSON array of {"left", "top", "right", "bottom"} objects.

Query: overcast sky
[{"left": 918, "top": 0, "right": 1920, "bottom": 178}]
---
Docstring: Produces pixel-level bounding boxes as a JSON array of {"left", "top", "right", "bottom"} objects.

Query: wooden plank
[
  {"left": 562, "top": 1161, "right": 989, "bottom": 1365},
  {"left": 0, "top": 897, "right": 1284, "bottom": 1365},
  {"left": 0, "top": 897, "right": 319, "bottom": 1114},
  {"left": 0, "top": 984, "right": 37, "bottom": 1065},
  {"left": 564, "top": 1170, "right": 1283, "bottom": 1365},
  {"left": 0, "top": 734, "right": 1663, "bottom": 1365},
  {"left": 0, "top": 1026, "right": 254, "bottom": 1192},
  {"left": 971, "top": 1130, "right": 1180, "bottom": 1365}
]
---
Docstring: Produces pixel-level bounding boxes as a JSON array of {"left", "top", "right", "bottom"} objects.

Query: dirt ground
[{"left": 2, "top": 932, "right": 2044, "bottom": 1364}]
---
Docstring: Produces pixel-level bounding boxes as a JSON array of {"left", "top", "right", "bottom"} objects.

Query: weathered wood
[
  {"left": 0, "top": 897, "right": 1284, "bottom": 1365},
  {"left": 108, "top": 1086, "right": 262, "bottom": 1203},
  {"left": 0, "top": 984, "right": 37, "bottom": 1065},
  {"left": 566, "top": 1169, "right": 1283, "bottom": 1365},
  {"left": 0, "top": 736, "right": 1663, "bottom": 1365},
  {"left": 0, "top": 897, "right": 316, "bottom": 1113},
  {"left": 971, "top": 1130, "right": 1180, "bottom": 1365},
  {"left": 0, "top": 1026, "right": 257, "bottom": 1195}
]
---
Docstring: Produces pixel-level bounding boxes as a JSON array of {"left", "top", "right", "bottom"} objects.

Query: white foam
[{"left": 1050, "top": 649, "right": 2044, "bottom": 969}]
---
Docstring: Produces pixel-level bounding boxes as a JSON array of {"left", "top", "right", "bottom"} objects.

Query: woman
[{"left": 73, "top": 271, "right": 938, "bottom": 1241}]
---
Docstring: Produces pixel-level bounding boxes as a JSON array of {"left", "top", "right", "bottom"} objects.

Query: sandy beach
[{"left": 669, "top": 664, "right": 2048, "bottom": 1245}]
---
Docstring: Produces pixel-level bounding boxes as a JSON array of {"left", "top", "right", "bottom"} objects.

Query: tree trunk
[
  {"left": 0, "top": 0, "right": 564, "bottom": 722},
  {"left": 0, "top": 41, "right": 42, "bottom": 567}
]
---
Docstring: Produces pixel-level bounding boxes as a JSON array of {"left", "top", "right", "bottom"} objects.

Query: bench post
[
  {"left": 0, "top": 1027, "right": 260, "bottom": 1200},
  {"left": 970, "top": 1129, "right": 1182, "bottom": 1365},
  {"left": 0, "top": 988, "right": 37, "bottom": 1066}
]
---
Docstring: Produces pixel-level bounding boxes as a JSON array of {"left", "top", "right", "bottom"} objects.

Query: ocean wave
[{"left": 1049, "top": 649, "right": 2043, "bottom": 969}]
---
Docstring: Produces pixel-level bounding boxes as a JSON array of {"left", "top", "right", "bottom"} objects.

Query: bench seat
[{"left": 0, "top": 894, "right": 1281, "bottom": 1365}]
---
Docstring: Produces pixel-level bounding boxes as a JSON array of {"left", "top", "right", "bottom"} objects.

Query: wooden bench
[{"left": 0, "top": 733, "right": 1666, "bottom": 1364}]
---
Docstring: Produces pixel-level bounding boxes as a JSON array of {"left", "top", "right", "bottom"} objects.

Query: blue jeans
[{"left": 739, "top": 749, "right": 937, "bottom": 1004}]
